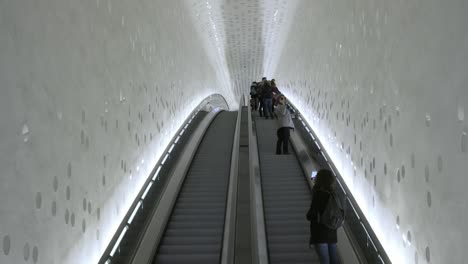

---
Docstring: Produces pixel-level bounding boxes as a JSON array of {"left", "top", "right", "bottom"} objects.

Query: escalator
[
  {"left": 101, "top": 99, "right": 389, "bottom": 264},
  {"left": 152, "top": 111, "right": 237, "bottom": 263},
  {"left": 253, "top": 114, "right": 318, "bottom": 264}
]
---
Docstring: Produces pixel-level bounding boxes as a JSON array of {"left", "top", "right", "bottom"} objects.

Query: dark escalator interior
[
  {"left": 153, "top": 111, "right": 237, "bottom": 264},
  {"left": 254, "top": 113, "right": 319, "bottom": 264}
]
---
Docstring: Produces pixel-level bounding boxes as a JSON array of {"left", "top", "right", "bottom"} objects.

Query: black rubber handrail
[
  {"left": 247, "top": 101, "right": 269, "bottom": 264},
  {"left": 221, "top": 95, "right": 246, "bottom": 264}
]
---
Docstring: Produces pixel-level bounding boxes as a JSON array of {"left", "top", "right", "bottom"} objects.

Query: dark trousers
[
  {"left": 258, "top": 97, "right": 264, "bottom": 116},
  {"left": 250, "top": 96, "right": 258, "bottom": 110},
  {"left": 313, "top": 243, "right": 339, "bottom": 264},
  {"left": 263, "top": 98, "right": 273, "bottom": 118},
  {"left": 276, "top": 127, "right": 290, "bottom": 154}
]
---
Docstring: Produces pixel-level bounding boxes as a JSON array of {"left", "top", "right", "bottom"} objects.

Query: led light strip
[{"left": 109, "top": 226, "right": 129, "bottom": 257}]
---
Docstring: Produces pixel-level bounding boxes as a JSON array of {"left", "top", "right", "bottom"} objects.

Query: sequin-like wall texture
[
  {"left": 0, "top": 0, "right": 235, "bottom": 263},
  {"left": 275, "top": 0, "right": 468, "bottom": 263}
]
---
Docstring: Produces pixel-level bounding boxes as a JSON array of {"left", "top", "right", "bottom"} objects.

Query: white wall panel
[
  {"left": 0, "top": 0, "right": 235, "bottom": 263},
  {"left": 274, "top": 0, "right": 468, "bottom": 263}
]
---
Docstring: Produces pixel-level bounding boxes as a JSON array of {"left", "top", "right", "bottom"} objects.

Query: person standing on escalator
[
  {"left": 262, "top": 80, "right": 274, "bottom": 119},
  {"left": 307, "top": 169, "right": 343, "bottom": 264},
  {"left": 250, "top": 81, "right": 258, "bottom": 111},
  {"left": 275, "top": 95, "right": 294, "bottom": 154},
  {"left": 271, "top": 79, "right": 280, "bottom": 116},
  {"left": 257, "top": 78, "right": 266, "bottom": 116}
]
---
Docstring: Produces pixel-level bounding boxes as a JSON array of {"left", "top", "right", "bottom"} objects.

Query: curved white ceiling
[{"left": 186, "top": 0, "right": 299, "bottom": 97}]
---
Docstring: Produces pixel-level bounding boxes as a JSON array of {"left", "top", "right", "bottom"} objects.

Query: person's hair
[
  {"left": 313, "top": 169, "right": 336, "bottom": 192},
  {"left": 271, "top": 80, "right": 276, "bottom": 87},
  {"left": 262, "top": 77, "right": 267, "bottom": 81}
]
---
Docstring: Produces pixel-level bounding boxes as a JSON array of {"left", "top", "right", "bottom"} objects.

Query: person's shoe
[{"left": 283, "top": 152, "right": 290, "bottom": 155}]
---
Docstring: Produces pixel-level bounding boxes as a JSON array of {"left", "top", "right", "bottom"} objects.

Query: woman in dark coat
[{"left": 306, "top": 169, "right": 340, "bottom": 264}]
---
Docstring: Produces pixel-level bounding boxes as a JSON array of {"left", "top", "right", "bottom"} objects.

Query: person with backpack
[
  {"left": 256, "top": 78, "right": 266, "bottom": 116},
  {"left": 250, "top": 81, "right": 258, "bottom": 111},
  {"left": 306, "top": 169, "right": 344, "bottom": 264}
]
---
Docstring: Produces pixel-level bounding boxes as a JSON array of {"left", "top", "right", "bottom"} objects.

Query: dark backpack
[
  {"left": 320, "top": 192, "right": 345, "bottom": 229},
  {"left": 250, "top": 86, "right": 257, "bottom": 96}
]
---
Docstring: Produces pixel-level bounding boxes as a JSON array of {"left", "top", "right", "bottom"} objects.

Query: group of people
[
  {"left": 250, "top": 77, "right": 295, "bottom": 155},
  {"left": 250, "top": 78, "right": 343, "bottom": 264},
  {"left": 249, "top": 77, "right": 280, "bottom": 119}
]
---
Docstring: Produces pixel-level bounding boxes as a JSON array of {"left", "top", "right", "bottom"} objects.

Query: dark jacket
[
  {"left": 256, "top": 83, "right": 264, "bottom": 98},
  {"left": 260, "top": 81, "right": 273, "bottom": 98},
  {"left": 306, "top": 189, "right": 338, "bottom": 244}
]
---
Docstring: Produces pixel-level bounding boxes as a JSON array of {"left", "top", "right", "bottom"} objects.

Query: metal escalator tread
[
  {"left": 254, "top": 115, "right": 318, "bottom": 264},
  {"left": 153, "top": 111, "right": 237, "bottom": 264}
]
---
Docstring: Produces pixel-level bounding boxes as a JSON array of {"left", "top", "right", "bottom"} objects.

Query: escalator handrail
[
  {"left": 221, "top": 95, "right": 246, "bottom": 264},
  {"left": 248, "top": 102, "right": 269, "bottom": 264}
]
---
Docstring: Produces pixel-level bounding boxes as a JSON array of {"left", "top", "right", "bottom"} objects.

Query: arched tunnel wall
[
  {"left": 274, "top": 0, "right": 468, "bottom": 263},
  {"left": 1, "top": 0, "right": 467, "bottom": 263},
  {"left": 0, "top": 1, "right": 235, "bottom": 263}
]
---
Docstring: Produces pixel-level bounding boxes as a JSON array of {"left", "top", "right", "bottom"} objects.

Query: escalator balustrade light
[
  {"left": 152, "top": 166, "right": 162, "bottom": 181},
  {"left": 168, "top": 143, "right": 175, "bottom": 153},
  {"left": 128, "top": 201, "right": 142, "bottom": 225},
  {"left": 141, "top": 182, "right": 153, "bottom": 200},
  {"left": 360, "top": 222, "right": 370, "bottom": 240},
  {"left": 315, "top": 141, "right": 321, "bottom": 150},
  {"left": 161, "top": 153, "right": 169, "bottom": 165},
  {"left": 310, "top": 132, "right": 315, "bottom": 140},
  {"left": 347, "top": 198, "right": 360, "bottom": 220},
  {"left": 337, "top": 179, "right": 346, "bottom": 195},
  {"left": 110, "top": 226, "right": 129, "bottom": 257},
  {"left": 321, "top": 151, "right": 328, "bottom": 161}
]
